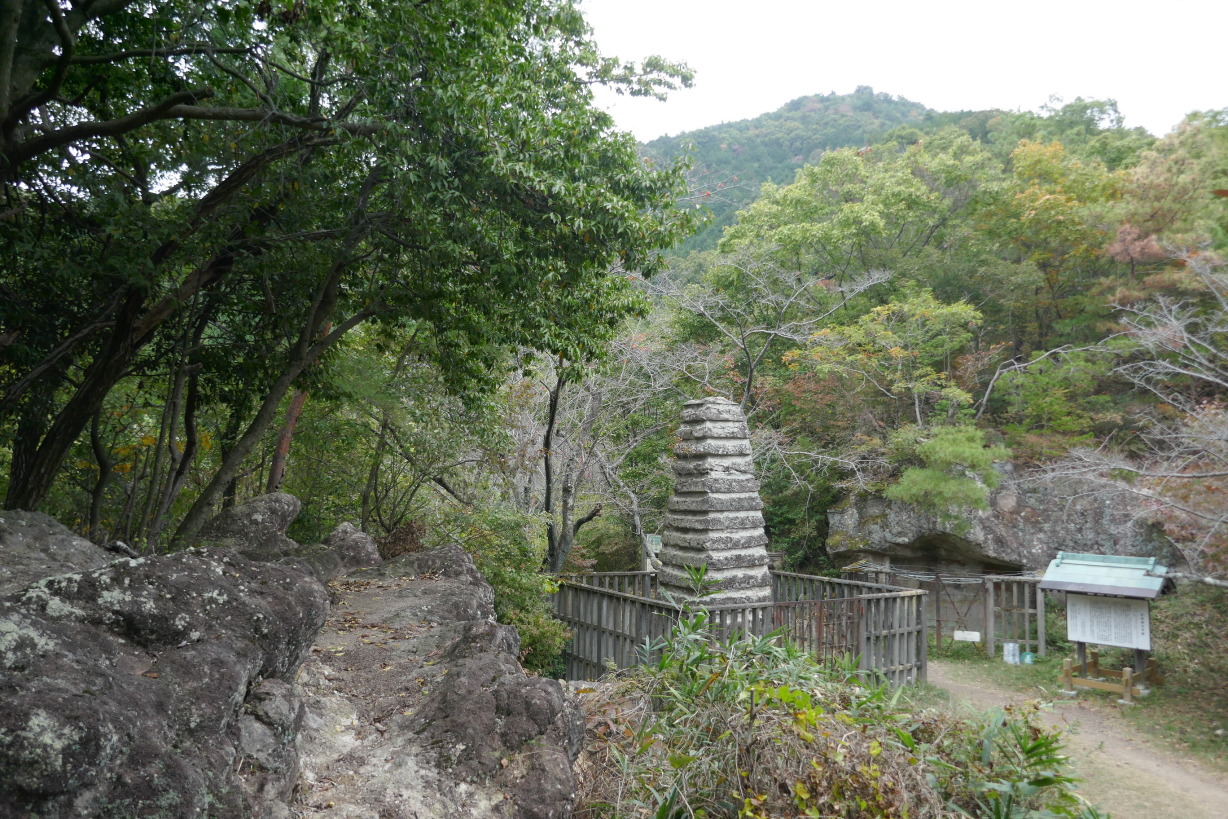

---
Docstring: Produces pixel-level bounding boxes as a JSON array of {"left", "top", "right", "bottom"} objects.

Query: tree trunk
[
  {"left": 176, "top": 169, "right": 380, "bottom": 541},
  {"left": 4, "top": 290, "right": 146, "bottom": 510},
  {"left": 147, "top": 370, "right": 201, "bottom": 550},
  {"left": 218, "top": 409, "right": 246, "bottom": 511},
  {"left": 266, "top": 389, "right": 309, "bottom": 492},
  {"left": 87, "top": 409, "right": 113, "bottom": 544},
  {"left": 174, "top": 355, "right": 313, "bottom": 544},
  {"left": 360, "top": 418, "right": 392, "bottom": 533},
  {"left": 2, "top": 175, "right": 302, "bottom": 512},
  {"left": 543, "top": 370, "right": 565, "bottom": 570},
  {"left": 172, "top": 299, "right": 374, "bottom": 545},
  {"left": 136, "top": 359, "right": 191, "bottom": 542}
]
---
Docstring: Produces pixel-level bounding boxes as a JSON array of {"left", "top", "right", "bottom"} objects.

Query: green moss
[{"left": 825, "top": 530, "right": 870, "bottom": 552}]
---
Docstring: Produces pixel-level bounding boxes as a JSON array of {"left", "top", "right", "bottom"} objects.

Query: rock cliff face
[
  {"left": 826, "top": 471, "right": 1177, "bottom": 571},
  {"left": 0, "top": 499, "right": 580, "bottom": 818}
]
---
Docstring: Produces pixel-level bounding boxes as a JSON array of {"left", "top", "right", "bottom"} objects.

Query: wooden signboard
[{"left": 1066, "top": 593, "right": 1151, "bottom": 650}]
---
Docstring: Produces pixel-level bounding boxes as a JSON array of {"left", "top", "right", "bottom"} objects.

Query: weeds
[{"left": 573, "top": 579, "right": 1101, "bottom": 818}]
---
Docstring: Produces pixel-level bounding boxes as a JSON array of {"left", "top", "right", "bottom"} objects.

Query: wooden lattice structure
[{"left": 554, "top": 571, "right": 928, "bottom": 687}]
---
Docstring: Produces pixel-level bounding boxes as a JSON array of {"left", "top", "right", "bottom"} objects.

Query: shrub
[
  {"left": 377, "top": 521, "right": 426, "bottom": 559},
  {"left": 574, "top": 589, "right": 1102, "bottom": 818},
  {"left": 427, "top": 505, "right": 569, "bottom": 676},
  {"left": 1150, "top": 583, "right": 1228, "bottom": 715}
]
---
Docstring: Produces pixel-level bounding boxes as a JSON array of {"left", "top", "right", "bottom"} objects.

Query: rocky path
[
  {"left": 291, "top": 545, "right": 579, "bottom": 819},
  {"left": 927, "top": 660, "right": 1228, "bottom": 819}
]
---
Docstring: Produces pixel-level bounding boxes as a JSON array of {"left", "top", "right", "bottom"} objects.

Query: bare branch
[{"left": 1147, "top": 571, "right": 1228, "bottom": 589}]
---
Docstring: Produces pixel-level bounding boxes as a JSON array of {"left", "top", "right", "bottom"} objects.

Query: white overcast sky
[{"left": 580, "top": 0, "right": 1226, "bottom": 141}]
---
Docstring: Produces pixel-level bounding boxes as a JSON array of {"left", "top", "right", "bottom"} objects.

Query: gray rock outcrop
[
  {"left": 658, "top": 397, "right": 772, "bottom": 605},
  {"left": 0, "top": 547, "right": 329, "bottom": 817},
  {"left": 0, "top": 498, "right": 578, "bottom": 818},
  {"left": 0, "top": 511, "right": 110, "bottom": 595},
  {"left": 198, "top": 493, "right": 342, "bottom": 582},
  {"left": 322, "top": 522, "right": 382, "bottom": 570},
  {"left": 826, "top": 471, "right": 1177, "bottom": 571}
]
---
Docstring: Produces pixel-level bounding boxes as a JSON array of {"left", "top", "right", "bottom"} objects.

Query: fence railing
[
  {"left": 554, "top": 571, "right": 927, "bottom": 686},
  {"left": 564, "top": 571, "right": 659, "bottom": 598}
]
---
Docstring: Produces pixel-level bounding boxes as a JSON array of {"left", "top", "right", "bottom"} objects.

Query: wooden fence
[
  {"left": 985, "top": 576, "right": 1045, "bottom": 658},
  {"left": 842, "top": 569, "right": 1045, "bottom": 658},
  {"left": 554, "top": 571, "right": 927, "bottom": 686}
]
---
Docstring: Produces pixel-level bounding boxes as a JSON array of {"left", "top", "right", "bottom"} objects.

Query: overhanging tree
[{"left": 1, "top": 1, "right": 695, "bottom": 530}]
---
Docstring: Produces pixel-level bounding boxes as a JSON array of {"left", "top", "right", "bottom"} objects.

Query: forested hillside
[
  {"left": 3, "top": 1, "right": 1227, "bottom": 672},
  {"left": 552, "top": 97, "right": 1228, "bottom": 589},
  {"left": 644, "top": 86, "right": 933, "bottom": 250},
  {"left": 648, "top": 100, "right": 1223, "bottom": 577}
]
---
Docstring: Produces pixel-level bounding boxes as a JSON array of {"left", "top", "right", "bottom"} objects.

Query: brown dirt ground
[{"left": 927, "top": 660, "right": 1228, "bottom": 819}]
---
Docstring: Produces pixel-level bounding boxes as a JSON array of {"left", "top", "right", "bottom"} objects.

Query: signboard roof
[{"left": 1038, "top": 552, "right": 1169, "bottom": 599}]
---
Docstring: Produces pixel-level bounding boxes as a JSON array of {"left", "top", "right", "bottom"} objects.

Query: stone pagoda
[{"left": 658, "top": 397, "right": 772, "bottom": 605}]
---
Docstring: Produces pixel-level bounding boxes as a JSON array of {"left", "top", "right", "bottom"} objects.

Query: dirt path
[{"left": 927, "top": 660, "right": 1227, "bottom": 819}]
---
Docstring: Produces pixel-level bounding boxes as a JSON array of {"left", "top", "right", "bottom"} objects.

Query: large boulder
[
  {"left": 826, "top": 471, "right": 1176, "bottom": 571},
  {"left": 294, "top": 543, "right": 582, "bottom": 818},
  {"left": 198, "top": 492, "right": 302, "bottom": 551},
  {"left": 0, "top": 499, "right": 577, "bottom": 817},
  {"left": 0, "top": 511, "right": 111, "bottom": 595},
  {"left": 198, "top": 493, "right": 341, "bottom": 582},
  {"left": 321, "top": 522, "right": 381, "bottom": 571},
  {"left": 0, "top": 545, "right": 329, "bottom": 817}
]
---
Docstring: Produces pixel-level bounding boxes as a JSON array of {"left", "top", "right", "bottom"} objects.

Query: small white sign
[
  {"left": 953, "top": 630, "right": 981, "bottom": 642},
  {"left": 1066, "top": 594, "right": 1151, "bottom": 650}
]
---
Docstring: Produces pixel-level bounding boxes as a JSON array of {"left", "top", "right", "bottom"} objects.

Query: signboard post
[{"left": 1039, "top": 552, "right": 1171, "bottom": 703}]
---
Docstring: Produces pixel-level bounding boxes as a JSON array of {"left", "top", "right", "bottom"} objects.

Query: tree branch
[
  {"left": 1148, "top": 571, "right": 1228, "bottom": 589},
  {"left": 162, "top": 104, "right": 378, "bottom": 134},
  {"left": 4, "top": 0, "right": 75, "bottom": 126},
  {"left": 572, "top": 502, "right": 602, "bottom": 535},
  {"left": 7, "top": 87, "right": 214, "bottom": 167},
  {"left": 69, "top": 45, "right": 250, "bottom": 65}
]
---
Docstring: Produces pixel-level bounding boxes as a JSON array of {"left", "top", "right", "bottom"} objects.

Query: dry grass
[
  {"left": 568, "top": 648, "right": 1090, "bottom": 818},
  {"left": 571, "top": 674, "right": 954, "bottom": 819}
]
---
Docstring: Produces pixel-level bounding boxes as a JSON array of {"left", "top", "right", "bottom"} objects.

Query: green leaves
[
  {"left": 578, "top": 599, "right": 1091, "bottom": 818},
  {"left": 790, "top": 290, "right": 982, "bottom": 427},
  {"left": 3, "top": 0, "right": 698, "bottom": 516},
  {"left": 719, "top": 133, "right": 999, "bottom": 280},
  {"left": 884, "top": 425, "right": 1011, "bottom": 513}
]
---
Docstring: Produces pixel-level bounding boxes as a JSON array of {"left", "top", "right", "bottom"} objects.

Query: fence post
[
  {"left": 985, "top": 578, "right": 996, "bottom": 659},
  {"left": 1120, "top": 668, "right": 1135, "bottom": 705},
  {"left": 1061, "top": 658, "right": 1076, "bottom": 695},
  {"left": 1036, "top": 583, "right": 1046, "bottom": 658}
]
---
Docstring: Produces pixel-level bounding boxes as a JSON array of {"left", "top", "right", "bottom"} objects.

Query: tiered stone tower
[{"left": 658, "top": 397, "right": 772, "bottom": 605}]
